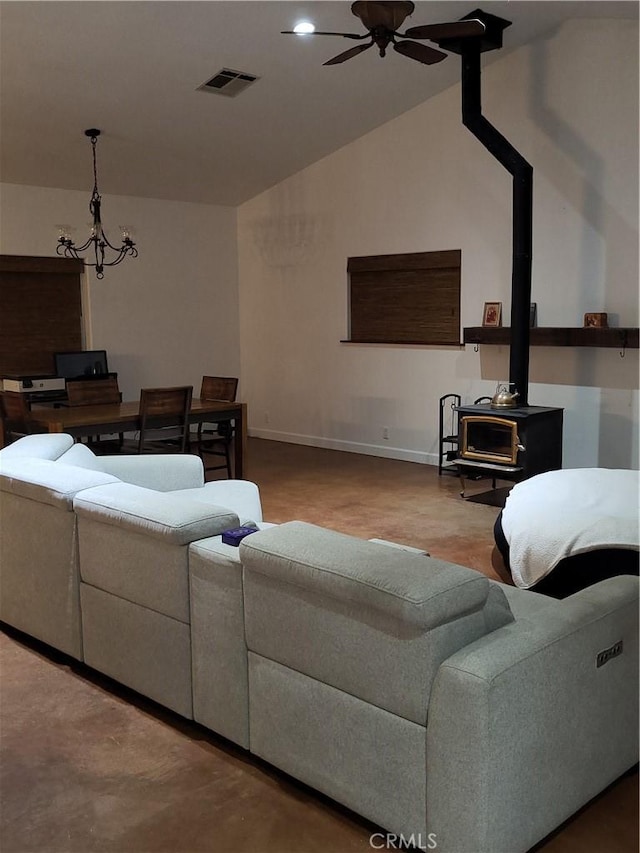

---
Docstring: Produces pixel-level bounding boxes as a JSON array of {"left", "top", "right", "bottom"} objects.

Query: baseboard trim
[{"left": 248, "top": 428, "right": 437, "bottom": 466}]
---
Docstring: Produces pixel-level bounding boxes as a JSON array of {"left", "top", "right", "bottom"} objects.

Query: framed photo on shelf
[
  {"left": 482, "top": 302, "right": 502, "bottom": 327},
  {"left": 584, "top": 312, "right": 608, "bottom": 328}
]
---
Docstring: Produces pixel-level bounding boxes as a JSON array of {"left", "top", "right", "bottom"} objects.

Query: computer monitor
[{"left": 54, "top": 350, "right": 109, "bottom": 381}]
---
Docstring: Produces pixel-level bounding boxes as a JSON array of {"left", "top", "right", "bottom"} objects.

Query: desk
[{"left": 26, "top": 398, "right": 247, "bottom": 478}]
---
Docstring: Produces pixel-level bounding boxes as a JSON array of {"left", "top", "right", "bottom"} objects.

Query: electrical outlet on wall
[
  {"left": 382, "top": 427, "right": 389, "bottom": 440},
  {"left": 264, "top": 412, "right": 270, "bottom": 424}
]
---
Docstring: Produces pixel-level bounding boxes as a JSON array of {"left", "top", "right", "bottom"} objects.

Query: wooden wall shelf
[{"left": 463, "top": 327, "right": 639, "bottom": 349}]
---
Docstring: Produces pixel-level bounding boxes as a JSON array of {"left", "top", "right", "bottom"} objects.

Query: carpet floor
[{"left": 1, "top": 438, "right": 637, "bottom": 853}]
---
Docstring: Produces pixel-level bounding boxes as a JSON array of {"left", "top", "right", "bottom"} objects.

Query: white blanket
[{"left": 501, "top": 468, "right": 640, "bottom": 589}]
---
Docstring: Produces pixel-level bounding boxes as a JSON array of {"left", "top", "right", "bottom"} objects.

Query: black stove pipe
[{"left": 461, "top": 45, "right": 533, "bottom": 406}]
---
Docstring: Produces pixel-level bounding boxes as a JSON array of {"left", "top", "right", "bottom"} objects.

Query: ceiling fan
[{"left": 282, "top": 1, "right": 486, "bottom": 66}]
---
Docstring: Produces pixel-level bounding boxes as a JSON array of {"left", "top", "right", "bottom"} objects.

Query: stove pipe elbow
[{"left": 461, "top": 47, "right": 533, "bottom": 407}]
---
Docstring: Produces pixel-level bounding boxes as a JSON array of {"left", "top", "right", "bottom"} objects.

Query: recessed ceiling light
[{"left": 293, "top": 21, "right": 315, "bottom": 34}]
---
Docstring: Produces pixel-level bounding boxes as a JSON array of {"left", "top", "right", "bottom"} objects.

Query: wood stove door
[{"left": 460, "top": 416, "right": 518, "bottom": 465}]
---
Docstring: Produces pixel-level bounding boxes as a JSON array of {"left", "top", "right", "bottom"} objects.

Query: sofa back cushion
[
  {"left": 56, "top": 441, "right": 104, "bottom": 470},
  {"left": 57, "top": 443, "right": 206, "bottom": 492},
  {"left": 240, "top": 521, "right": 514, "bottom": 725},
  {"left": 0, "top": 458, "right": 119, "bottom": 510},
  {"left": 74, "top": 483, "right": 240, "bottom": 622},
  {"left": 0, "top": 433, "right": 74, "bottom": 461},
  {"left": 74, "top": 482, "right": 240, "bottom": 545}
]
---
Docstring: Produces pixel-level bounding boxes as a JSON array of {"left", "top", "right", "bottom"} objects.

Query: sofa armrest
[
  {"left": 426, "top": 576, "right": 639, "bottom": 853},
  {"left": 96, "top": 454, "right": 205, "bottom": 491},
  {"left": 170, "top": 480, "right": 263, "bottom": 525}
]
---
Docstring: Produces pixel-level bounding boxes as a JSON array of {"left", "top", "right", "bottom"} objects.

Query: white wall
[
  {"left": 237, "top": 19, "right": 639, "bottom": 469},
  {"left": 0, "top": 183, "right": 239, "bottom": 401}
]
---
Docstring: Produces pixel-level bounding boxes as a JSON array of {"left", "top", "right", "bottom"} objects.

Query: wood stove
[
  {"left": 438, "top": 12, "right": 565, "bottom": 494},
  {"left": 454, "top": 403, "right": 563, "bottom": 482}
]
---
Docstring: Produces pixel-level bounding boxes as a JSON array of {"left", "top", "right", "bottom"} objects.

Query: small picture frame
[
  {"left": 482, "top": 302, "right": 502, "bottom": 327},
  {"left": 530, "top": 303, "right": 537, "bottom": 328},
  {"left": 584, "top": 312, "right": 608, "bottom": 328}
]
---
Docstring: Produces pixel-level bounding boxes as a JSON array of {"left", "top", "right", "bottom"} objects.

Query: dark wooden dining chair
[
  {"left": 136, "top": 386, "right": 193, "bottom": 454},
  {"left": 66, "top": 377, "right": 121, "bottom": 407},
  {"left": 194, "top": 376, "right": 238, "bottom": 478},
  {"left": 66, "top": 377, "right": 124, "bottom": 450},
  {"left": 0, "top": 392, "right": 38, "bottom": 445}
]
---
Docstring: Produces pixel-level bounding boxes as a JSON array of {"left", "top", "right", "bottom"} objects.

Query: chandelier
[{"left": 57, "top": 129, "right": 138, "bottom": 279}]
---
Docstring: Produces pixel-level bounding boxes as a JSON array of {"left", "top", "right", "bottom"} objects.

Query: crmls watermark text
[{"left": 369, "top": 832, "right": 438, "bottom": 850}]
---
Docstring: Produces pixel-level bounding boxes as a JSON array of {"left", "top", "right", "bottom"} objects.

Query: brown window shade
[
  {"left": 0, "top": 255, "right": 84, "bottom": 376},
  {"left": 346, "top": 250, "right": 461, "bottom": 345}
]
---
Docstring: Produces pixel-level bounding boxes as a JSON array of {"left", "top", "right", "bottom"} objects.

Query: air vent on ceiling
[{"left": 198, "top": 68, "right": 259, "bottom": 98}]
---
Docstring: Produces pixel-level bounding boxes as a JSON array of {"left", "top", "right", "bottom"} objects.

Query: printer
[{"left": 2, "top": 375, "right": 66, "bottom": 393}]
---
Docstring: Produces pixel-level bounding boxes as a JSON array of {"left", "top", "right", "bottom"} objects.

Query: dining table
[{"left": 26, "top": 398, "right": 247, "bottom": 478}]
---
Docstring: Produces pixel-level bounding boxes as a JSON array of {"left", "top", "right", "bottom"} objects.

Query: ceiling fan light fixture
[
  {"left": 283, "top": 2, "right": 496, "bottom": 67},
  {"left": 293, "top": 21, "right": 316, "bottom": 34}
]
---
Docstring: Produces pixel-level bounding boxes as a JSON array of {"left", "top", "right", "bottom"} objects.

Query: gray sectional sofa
[{"left": 1, "top": 434, "right": 638, "bottom": 853}]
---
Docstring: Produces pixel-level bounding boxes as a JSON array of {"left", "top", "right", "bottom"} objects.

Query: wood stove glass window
[{"left": 461, "top": 416, "right": 518, "bottom": 465}]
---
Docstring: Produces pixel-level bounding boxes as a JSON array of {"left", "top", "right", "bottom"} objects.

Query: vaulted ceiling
[{"left": 1, "top": 1, "right": 636, "bottom": 206}]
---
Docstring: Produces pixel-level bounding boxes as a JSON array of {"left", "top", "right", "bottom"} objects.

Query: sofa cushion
[
  {"left": 74, "top": 482, "right": 239, "bottom": 545},
  {"left": 57, "top": 442, "right": 206, "bottom": 491},
  {"left": 241, "top": 521, "right": 490, "bottom": 629},
  {"left": 0, "top": 433, "right": 74, "bottom": 461},
  {"left": 0, "top": 458, "right": 119, "bottom": 510}
]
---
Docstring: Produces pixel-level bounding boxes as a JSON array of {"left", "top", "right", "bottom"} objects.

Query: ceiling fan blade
[
  {"left": 393, "top": 40, "right": 447, "bottom": 65},
  {"left": 281, "top": 30, "right": 367, "bottom": 40},
  {"left": 404, "top": 18, "right": 486, "bottom": 41},
  {"left": 323, "top": 41, "right": 374, "bottom": 65}
]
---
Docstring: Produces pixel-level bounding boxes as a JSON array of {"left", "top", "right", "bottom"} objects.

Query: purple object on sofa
[{"left": 222, "top": 526, "right": 259, "bottom": 547}]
